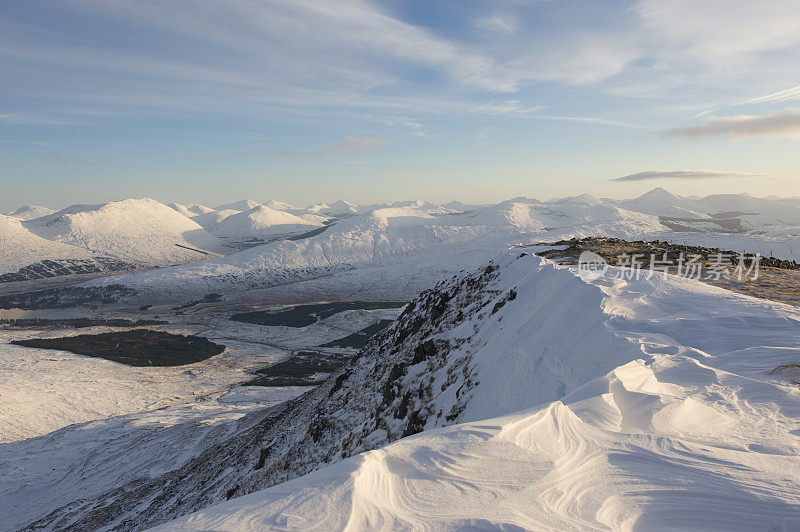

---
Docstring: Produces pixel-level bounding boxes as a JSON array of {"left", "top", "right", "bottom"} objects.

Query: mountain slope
[
  {"left": 212, "top": 205, "right": 322, "bottom": 240},
  {"left": 84, "top": 200, "right": 663, "bottom": 300},
  {"left": 29, "top": 249, "right": 800, "bottom": 530},
  {"left": 0, "top": 214, "right": 95, "bottom": 275},
  {"left": 23, "top": 198, "right": 223, "bottom": 266},
  {"left": 215, "top": 199, "right": 264, "bottom": 212},
  {"left": 7, "top": 205, "right": 55, "bottom": 221},
  {"left": 167, "top": 203, "right": 215, "bottom": 218}
]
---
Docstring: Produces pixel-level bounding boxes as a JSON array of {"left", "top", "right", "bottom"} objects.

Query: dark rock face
[{"left": 27, "top": 259, "right": 515, "bottom": 531}]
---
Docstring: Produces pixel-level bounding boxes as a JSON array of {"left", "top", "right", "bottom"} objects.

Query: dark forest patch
[
  {"left": 319, "top": 319, "right": 394, "bottom": 348},
  {"left": 172, "top": 293, "right": 223, "bottom": 311},
  {"left": 11, "top": 329, "right": 225, "bottom": 366},
  {"left": 243, "top": 350, "right": 351, "bottom": 386},
  {"left": 0, "top": 284, "right": 136, "bottom": 310},
  {"left": 230, "top": 301, "right": 406, "bottom": 328},
  {"left": 0, "top": 258, "right": 135, "bottom": 283},
  {"left": 0, "top": 317, "right": 167, "bottom": 329}
]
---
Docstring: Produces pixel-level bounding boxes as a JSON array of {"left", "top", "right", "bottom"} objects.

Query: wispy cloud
[
  {"left": 661, "top": 108, "right": 800, "bottom": 139},
  {"left": 611, "top": 170, "right": 766, "bottom": 182},
  {"left": 476, "top": 100, "right": 543, "bottom": 115},
  {"left": 315, "top": 137, "right": 383, "bottom": 158},
  {"left": 737, "top": 84, "right": 800, "bottom": 105},
  {"left": 474, "top": 15, "right": 518, "bottom": 35}
]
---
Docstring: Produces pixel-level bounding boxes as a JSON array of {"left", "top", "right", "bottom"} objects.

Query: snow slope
[
  {"left": 157, "top": 252, "right": 800, "bottom": 531},
  {"left": 0, "top": 214, "right": 94, "bottom": 274},
  {"left": 167, "top": 202, "right": 215, "bottom": 218},
  {"left": 212, "top": 205, "right": 322, "bottom": 240},
  {"left": 23, "top": 198, "right": 223, "bottom": 266},
  {"left": 215, "top": 199, "right": 264, "bottom": 212},
  {"left": 307, "top": 199, "right": 360, "bottom": 217},
  {"left": 6, "top": 205, "right": 55, "bottom": 221},
  {"left": 84, "top": 199, "right": 664, "bottom": 299},
  {"left": 617, "top": 188, "right": 800, "bottom": 236},
  {"left": 28, "top": 251, "right": 800, "bottom": 530}
]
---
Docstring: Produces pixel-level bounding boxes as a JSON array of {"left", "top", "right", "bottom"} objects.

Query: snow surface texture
[
  {"left": 23, "top": 198, "right": 223, "bottom": 267},
  {"left": 157, "top": 252, "right": 800, "bottom": 531},
  {"left": 23, "top": 252, "right": 800, "bottom": 530}
]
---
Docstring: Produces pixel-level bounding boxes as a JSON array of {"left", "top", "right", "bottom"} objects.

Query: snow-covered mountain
[
  {"left": 167, "top": 202, "right": 215, "bottom": 218},
  {"left": 0, "top": 214, "right": 94, "bottom": 274},
  {"left": 84, "top": 199, "right": 665, "bottom": 300},
  {"left": 263, "top": 198, "right": 299, "bottom": 212},
  {"left": 23, "top": 198, "right": 223, "bottom": 267},
  {"left": 307, "top": 199, "right": 360, "bottom": 217},
  {"left": 6, "top": 205, "right": 55, "bottom": 221},
  {"left": 214, "top": 199, "right": 264, "bottom": 212},
  {"left": 616, "top": 187, "right": 800, "bottom": 235},
  {"left": 211, "top": 205, "right": 323, "bottom": 240},
  {"left": 617, "top": 187, "right": 710, "bottom": 218},
  {"left": 22, "top": 251, "right": 800, "bottom": 530}
]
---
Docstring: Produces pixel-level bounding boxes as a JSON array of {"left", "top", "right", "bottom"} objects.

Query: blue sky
[{"left": 1, "top": 0, "right": 799, "bottom": 211}]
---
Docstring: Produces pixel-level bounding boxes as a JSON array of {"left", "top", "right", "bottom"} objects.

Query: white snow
[
  {"left": 158, "top": 252, "right": 800, "bottom": 531},
  {"left": 211, "top": 205, "right": 323, "bottom": 240},
  {"left": 167, "top": 202, "right": 216, "bottom": 218},
  {"left": 6, "top": 205, "right": 55, "bottom": 221},
  {"left": 84, "top": 198, "right": 668, "bottom": 299},
  {"left": 23, "top": 198, "right": 224, "bottom": 266},
  {"left": 215, "top": 199, "right": 265, "bottom": 212},
  {"left": 0, "top": 214, "right": 94, "bottom": 274}
]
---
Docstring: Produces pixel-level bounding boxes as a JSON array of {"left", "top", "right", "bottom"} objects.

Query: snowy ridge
[
  {"left": 23, "top": 198, "right": 223, "bottom": 267},
  {"left": 25, "top": 250, "right": 800, "bottom": 530},
  {"left": 157, "top": 253, "right": 800, "bottom": 531}
]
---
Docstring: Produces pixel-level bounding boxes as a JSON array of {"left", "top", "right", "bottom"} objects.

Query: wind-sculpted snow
[
  {"left": 23, "top": 198, "right": 223, "bottom": 266},
  {"left": 25, "top": 250, "right": 800, "bottom": 530},
  {"left": 154, "top": 254, "right": 800, "bottom": 532}
]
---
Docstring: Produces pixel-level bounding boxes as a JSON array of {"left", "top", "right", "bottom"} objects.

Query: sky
[{"left": 1, "top": 0, "right": 799, "bottom": 212}]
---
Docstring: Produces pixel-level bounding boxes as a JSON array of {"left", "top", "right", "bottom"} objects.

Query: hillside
[
  {"left": 167, "top": 203, "right": 215, "bottom": 218},
  {"left": 23, "top": 250, "right": 800, "bottom": 530},
  {"left": 6, "top": 205, "right": 55, "bottom": 221},
  {"left": 83, "top": 199, "right": 664, "bottom": 299},
  {"left": 0, "top": 214, "right": 95, "bottom": 275},
  {"left": 23, "top": 198, "right": 223, "bottom": 267},
  {"left": 212, "top": 205, "right": 322, "bottom": 240}
]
